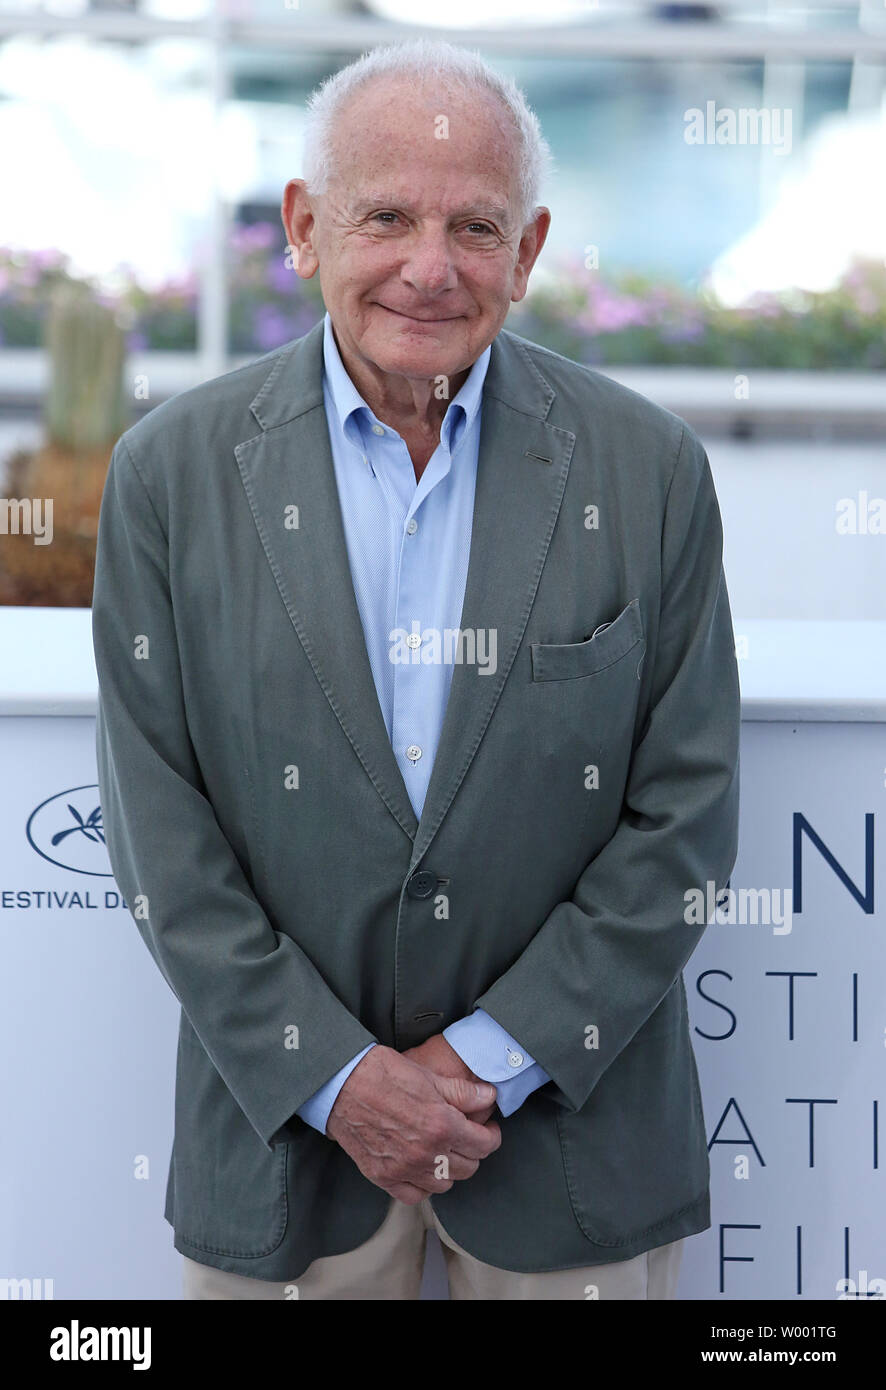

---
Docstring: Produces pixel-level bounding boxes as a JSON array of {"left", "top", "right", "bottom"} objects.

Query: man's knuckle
[{"left": 414, "top": 1121, "right": 438, "bottom": 1149}]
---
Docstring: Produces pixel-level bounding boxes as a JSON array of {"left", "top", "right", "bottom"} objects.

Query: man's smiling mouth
[{"left": 377, "top": 304, "right": 462, "bottom": 323}]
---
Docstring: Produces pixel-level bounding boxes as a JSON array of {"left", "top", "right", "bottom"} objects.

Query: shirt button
[
  {"left": 406, "top": 745, "right": 422, "bottom": 762},
  {"left": 406, "top": 633, "right": 422, "bottom": 649},
  {"left": 406, "top": 518, "right": 418, "bottom": 535},
  {"left": 507, "top": 1051, "right": 524, "bottom": 1068},
  {"left": 371, "top": 423, "right": 385, "bottom": 436}
]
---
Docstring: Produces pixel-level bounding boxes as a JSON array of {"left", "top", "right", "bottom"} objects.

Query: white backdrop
[
  {"left": 681, "top": 719, "right": 885, "bottom": 1299},
  {"left": 1, "top": 712, "right": 883, "bottom": 1299}
]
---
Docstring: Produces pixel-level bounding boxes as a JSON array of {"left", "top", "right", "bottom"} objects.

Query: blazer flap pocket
[{"left": 531, "top": 598, "right": 644, "bottom": 682}]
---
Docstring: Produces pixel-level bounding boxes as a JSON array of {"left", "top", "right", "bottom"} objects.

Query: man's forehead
[
  {"left": 324, "top": 80, "right": 521, "bottom": 221},
  {"left": 333, "top": 78, "right": 516, "bottom": 154}
]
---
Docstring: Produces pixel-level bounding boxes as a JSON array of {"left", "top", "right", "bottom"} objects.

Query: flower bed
[{"left": 1, "top": 229, "right": 884, "bottom": 368}]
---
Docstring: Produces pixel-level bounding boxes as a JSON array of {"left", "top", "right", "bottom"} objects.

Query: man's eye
[
  {"left": 465, "top": 223, "right": 495, "bottom": 236},
  {"left": 372, "top": 212, "right": 400, "bottom": 225}
]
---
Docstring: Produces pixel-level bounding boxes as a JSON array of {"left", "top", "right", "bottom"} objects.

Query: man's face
[{"left": 283, "top": 77, "right": 549, "bottom": 384}]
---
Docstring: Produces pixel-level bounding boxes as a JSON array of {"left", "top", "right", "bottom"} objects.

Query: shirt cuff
[
  {"left": 443, "top": 1009, "right": 551, "bottom": 1117},
  {"left": 295, "top": 1043, "right": 377, "bottom": 1136}
]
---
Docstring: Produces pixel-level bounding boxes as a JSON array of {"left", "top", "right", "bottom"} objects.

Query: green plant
[{"left": 44, "top": 282, "right": 129, "bottom": 451}]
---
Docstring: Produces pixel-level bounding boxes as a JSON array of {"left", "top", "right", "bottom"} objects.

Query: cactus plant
[{"left": 44, "top": 281, "right": 128, "bottom": 452}]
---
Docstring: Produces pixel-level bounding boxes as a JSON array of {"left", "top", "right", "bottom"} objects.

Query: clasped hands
[{"left": 326, "top": 1034, "right": 501, "bottom": 1205}]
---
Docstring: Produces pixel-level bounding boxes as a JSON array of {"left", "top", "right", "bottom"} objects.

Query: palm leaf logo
[{"left": 51, "top": 803, "right": 105, "bottom": 846}]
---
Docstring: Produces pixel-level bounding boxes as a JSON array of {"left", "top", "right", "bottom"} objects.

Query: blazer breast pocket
[{"left": 530, "top": 598, "right": 644, "bottom": 682}]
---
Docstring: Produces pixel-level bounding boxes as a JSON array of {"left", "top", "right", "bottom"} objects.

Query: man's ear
[
  {"left": 281, "top": 178, "right": 320, "bottom": 280},
  {"left": 511, "top": 207, "right": 551, "bottom": 304}
]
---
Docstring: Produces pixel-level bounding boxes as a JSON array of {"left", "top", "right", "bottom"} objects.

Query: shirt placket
[{"left": 366, "top": 417, "right": 455, "bottom": 821}]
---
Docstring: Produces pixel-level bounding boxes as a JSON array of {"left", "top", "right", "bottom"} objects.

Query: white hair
[{"left": 301, "top": 38, "right": 553, "bottom": 230}]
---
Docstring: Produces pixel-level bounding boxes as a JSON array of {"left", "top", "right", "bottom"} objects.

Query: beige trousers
[{"left": 182, "top": 1197, "right": 683, "bottom": 1301}]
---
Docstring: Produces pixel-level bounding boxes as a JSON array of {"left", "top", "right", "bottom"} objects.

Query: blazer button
[{"left": 406, "top": 870, "right": 437, "bottom": 899}]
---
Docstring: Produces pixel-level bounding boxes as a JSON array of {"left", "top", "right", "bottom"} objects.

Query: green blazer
[{"left": 92, "top": 318, "right": 740, "bottom": 1281}]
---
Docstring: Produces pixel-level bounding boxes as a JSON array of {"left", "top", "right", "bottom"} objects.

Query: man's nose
[{"left": 399, "top": 229, "right": 459, "bottom": 296}]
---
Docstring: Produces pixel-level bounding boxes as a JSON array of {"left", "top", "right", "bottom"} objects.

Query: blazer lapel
[
  {"left": 235, "top": 319, "right": 575, "bottom": 868},
  {"left": 409, "top": 332, "right": 575, "bottom": 868},
  {"left": 235, "top": 321, "right": 420, "bottom": 844}
]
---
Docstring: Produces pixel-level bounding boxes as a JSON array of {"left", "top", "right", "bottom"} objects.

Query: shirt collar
[{"left": 322, "top": 310, "right": 490, "bottom": 455}]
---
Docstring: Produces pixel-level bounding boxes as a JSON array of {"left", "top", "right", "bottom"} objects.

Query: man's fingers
[
  {"left": 328, "top": 1047, "right": 503, "bottom": 1196},
  {"left": 463, "top": 1102, "right": 496, "bottom": 1125},
  {"left": 434, "top": 1073, "right": 496, "bottom": 1114},
  {"left": 442, "top": 1110, "right": 503, "bottom": 1162},
  {"left": 436, "top": 1152, "right": 480, "bottom": 1182},
  {"left": 385, "top": 1180, "right": 441, "bottom": 1205}
]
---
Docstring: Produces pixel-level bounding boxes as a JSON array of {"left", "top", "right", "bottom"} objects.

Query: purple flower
[
  {"left": 253, "top": 303, "right": 294, "bottom": 350},
  {"left": 232, "top": 222, "right": 278, "bottom": 251},
  {"left": 578, "top": 286, "right": 651, "bottom": 333},
  {"left": 267, "top": 256, "right": 295, "bottom": 294},
  {"left": 291, "top": 303, "right": 323, "bottom": 336},
  {"left": 660, "top": 317, "right": 705, "bottom": 343},
  {"left": 174, "top": 269, "right": 199, "bottom": 296},
  {"left": 30, "top": 247, "right": 67, "bottom": 270}
]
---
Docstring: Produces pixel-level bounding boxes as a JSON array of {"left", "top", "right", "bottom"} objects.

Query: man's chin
[{"left": 367, "top": 339, "right": 471, "bottom": 381}]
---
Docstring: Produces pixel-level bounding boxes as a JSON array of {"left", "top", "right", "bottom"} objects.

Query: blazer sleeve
[
  {"left": 473, "top": 422, "right": 741, "bottom": 1114},
  {"left": 92, "top": 435, "right": 378, "bottom": 1150}
]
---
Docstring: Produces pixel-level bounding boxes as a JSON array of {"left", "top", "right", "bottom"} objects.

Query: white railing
[{"left": 3, "top": 350, "right": 884, "bottom": 429}]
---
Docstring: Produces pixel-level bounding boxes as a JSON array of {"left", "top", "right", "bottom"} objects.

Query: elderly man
[{"left": 93, "top": 38, "right": 740, "bottom": 1301}]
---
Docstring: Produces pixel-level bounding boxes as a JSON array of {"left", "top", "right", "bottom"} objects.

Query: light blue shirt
[{"left": 295, "top": 313, "right": 551, "bottom": 1136}]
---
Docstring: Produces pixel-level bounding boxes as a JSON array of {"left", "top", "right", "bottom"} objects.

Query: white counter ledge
[
  {"left": 0, "top": 606, "right": 97, "bottom": 716},
  {"left": 0, "top": 607, "right": 883, "bottom": 721},
  {"left": 736, "top": 618, "right": 886, "bottom": 721}
]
